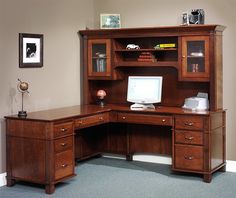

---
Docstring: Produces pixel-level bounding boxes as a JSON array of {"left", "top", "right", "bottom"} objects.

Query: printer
[{"left": 182, "top": 92, "right": 209, "bottom": 111}]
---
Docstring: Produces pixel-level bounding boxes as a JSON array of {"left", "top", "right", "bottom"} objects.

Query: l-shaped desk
[{"left": 5, "top": 104, "right": 226, "bottom": 194}]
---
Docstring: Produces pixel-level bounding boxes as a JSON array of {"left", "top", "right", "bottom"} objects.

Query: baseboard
[
  {"left": 103, "top": 154, "right": 236, "bottom": 173},
  {"left": 0, "top": 172, "right": 6, "bottom": 187},
  {"left": 226, "top": 160, "right": 236, "bottom": 172}
]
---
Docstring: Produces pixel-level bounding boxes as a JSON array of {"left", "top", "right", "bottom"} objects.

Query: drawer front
[
  {"left": 174, "top": 144, "right": 203, "bottom": 171},
  {"left": 54, "top": 136, "right": 73, "bottom": 153},
  {"left": 55, "top": 150, "right": 74, "bottom": 180},
  {"left": 54, "top": 122, "right": 73, "bottom": 138},
  {"left": 175, "top": 130, "right": 203, "bottom": 145},
  {"left": 117, "top": 113, "right": 173, "bottom": 126},
  {"left": 175, "top": 116, "right": 204, "bottom": 130},
  {"left": 75, "top": 113, "right": 109, "bottom": 129}
]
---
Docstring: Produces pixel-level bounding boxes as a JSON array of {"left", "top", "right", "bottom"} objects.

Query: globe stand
[{"left": 17, "top": 88, "right": 27, "bottom": 118}]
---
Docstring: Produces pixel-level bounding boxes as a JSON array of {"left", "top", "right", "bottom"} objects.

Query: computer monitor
[{"left": 127, "top": 76, "right": 163, "bottom": 110}]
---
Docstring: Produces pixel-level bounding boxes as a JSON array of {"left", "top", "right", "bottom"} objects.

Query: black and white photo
[{"left": 19, "top": 33, "right": 43, "bottom": 68}]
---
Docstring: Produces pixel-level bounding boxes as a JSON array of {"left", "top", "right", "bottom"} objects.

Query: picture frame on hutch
[
  {"left": 19, "top": 33, "right": 43, "bottom": 68},
  {"left": 100, "top": 14, "right": 121, "bottom": 29}
]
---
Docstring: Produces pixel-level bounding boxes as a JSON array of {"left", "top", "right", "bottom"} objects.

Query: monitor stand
[{"left": 130, "top": 103, "right": 155, "bottom": 110}]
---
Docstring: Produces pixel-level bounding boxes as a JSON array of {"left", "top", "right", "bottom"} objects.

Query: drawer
[
  {"left": 117, "top": 112, "right": 173, "bottom": 126},
  {"left": 175, "top": 130, "right": 203, "bottom": 145},
  {"left": 175, "top": 116, "right": 204, "bottom": 130},
  {"left": 54, "top": 122, "right": 73, "bottom": 138},
  {"left": 54, "top": 136, "right": 73, "bottom": 153},
  {"left": 55, "top": 149, "right": 74, "bottom": 180},
  {"left": 75, "top": 113, "right": 109, "bottom": 129},
  {"left": 174, "top": 144, "right": 203, "bottom": 171}
]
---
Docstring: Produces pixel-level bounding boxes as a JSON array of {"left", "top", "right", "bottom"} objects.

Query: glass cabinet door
[
  {"left": 88, "top": 39, "right": 111, "bottom": 77},
  {"left": 181, "top": 36, "right": 209, "bottom": 81}
]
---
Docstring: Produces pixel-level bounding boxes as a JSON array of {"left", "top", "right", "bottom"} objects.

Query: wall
[
  {"left": 0, "top": 0, "right": 94, "bottom": 173},
  {"left": 93, "top": 0, "right": 236, "bottom": 160},
  {"left": 0, "top": 0, "right": 236, "bottom": 175}
]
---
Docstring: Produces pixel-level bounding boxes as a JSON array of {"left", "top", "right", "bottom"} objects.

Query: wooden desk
[{"left": 5, "top": 104, "right": 226, "bottom": 194}]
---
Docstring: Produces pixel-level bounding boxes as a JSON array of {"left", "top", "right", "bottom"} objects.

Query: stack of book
[{"left": 137, "top": 52, "right": 156, "bottom": 62}]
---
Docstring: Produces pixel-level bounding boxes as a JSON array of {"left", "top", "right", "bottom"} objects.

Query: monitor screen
[{"left": 127, "top": 76, "right": 163, "bottom": 105}]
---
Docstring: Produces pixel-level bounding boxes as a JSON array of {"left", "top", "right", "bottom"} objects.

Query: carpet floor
[{"left": 0, "top": 157, "right": 236, "bottom": 198}]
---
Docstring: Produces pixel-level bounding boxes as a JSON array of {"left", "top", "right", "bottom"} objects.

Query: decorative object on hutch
[
  {"left": 5, "top": 25, "right": 226, "bottom": 194},
  {"left": 96, "top": 89, "right": 107, "bottom": 106}
]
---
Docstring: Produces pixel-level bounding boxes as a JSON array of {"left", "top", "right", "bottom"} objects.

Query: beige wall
[
  {"left": 0, "top": 0, "right": 236, "bottom": 174},
  {"left": 94, "top": 0, "right": 236, "bottom": 161},
  {"left": 0, "top": 0, "right": 94, "bottom": 173}
]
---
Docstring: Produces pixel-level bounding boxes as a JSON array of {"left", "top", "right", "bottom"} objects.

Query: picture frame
[
  {"left": 100, "top": 14, "right": 121, "bottom": 29},
  {"left": 19, "top": 33, "right": 43, "bottom": 68}
]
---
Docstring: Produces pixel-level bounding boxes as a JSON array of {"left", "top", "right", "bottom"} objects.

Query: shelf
[
  {"left": 114, "top": 61, "right": 178, "bottom": 68},
  {"left": 187, "top": 56, "right": 205, "bottom": 58},
  {"left": 115, "top": 48, "right": 177, "bottom": 52}
]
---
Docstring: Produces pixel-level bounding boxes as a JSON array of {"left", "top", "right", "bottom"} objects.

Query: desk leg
[
  {"left": 203, "top": 173, "right": 212, "bottom": 183},
  {"left": 6, "top": 177, "right": 15, "bottom": 187},
  {"left": 126, "top": 154, "right": 133, "bottom": 161},
  {"left": 219, "top": 165, "right": 226, "bottom": 172},
  {"left": 45, "top": 184, "right": 55, "bottom": 194}
]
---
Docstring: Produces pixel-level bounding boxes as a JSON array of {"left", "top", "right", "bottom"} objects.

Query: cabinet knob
[
  {"left": 78, "top": 120, "right": 83, "bottom": 125},
  {"left": 184, "top": 122, "right": 193, "bottom": 126},
  {"left": 185, "top": 136, "right": 194, "bottom": 140},
  {"left": 122, "top": 116, "right": 126, "bottom": 120},
  {"left": 184, "top": 156, "right": 194, "bottom": 160},
  {"left": 61, "top": 164, "right": 68, "bottom": 168},
  {"left": 60, "top": 143, "right": 67, "bottom": 147},
  {"left": 99, "top": 117, "right": 104, "bottom": 121},
  {"left": 162, "top": 119, "right": 166, "bottom": 122},
  {"left": 182, "top": 55, "right": 186, "bottom": 58},
  {"left": 60, "top": 128, "right": 68, "bottom": 132}
]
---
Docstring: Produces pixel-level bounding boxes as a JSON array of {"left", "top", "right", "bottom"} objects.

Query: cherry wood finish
[{"left": 5, "top": 25, "right": 226, "bottom": 194}]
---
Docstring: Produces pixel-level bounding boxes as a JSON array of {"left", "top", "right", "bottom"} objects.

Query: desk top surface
[{"left": 4, "top": 104, "right": 217, "bottom": 122}]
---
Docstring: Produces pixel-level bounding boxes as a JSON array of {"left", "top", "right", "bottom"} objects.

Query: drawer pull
[
  {"left": 99, "top": 117, "right": 104, "bottom": 121},
  {"left": 60, "top": 128, "right": 68, "bottom": 132},
  {"left": 184, "top": 156, "right": 194, "bottom": 160},
  {"left": 184, "top": 122, "right": 194, "bottom": 126},
  {"left": 60, "top": 143, "right": 67, "bottom": 147},
  {"left": 162, "top": 119, "right": 166, "bottom": 122},
  {"left": 185, "top": 136, "right": 194, "bottom": 140},
  {"left": 122, "top": 116, "right": 126, "bottom": 120},
  {"left": 61, "top": 164, "right": 68, "bottom": 168}
]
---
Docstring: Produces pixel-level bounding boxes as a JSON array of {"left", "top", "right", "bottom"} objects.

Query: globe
[{"left": 17, "top": 79, "right": 29, "bottom": 118}]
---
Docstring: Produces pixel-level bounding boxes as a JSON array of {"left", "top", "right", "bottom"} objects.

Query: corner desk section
[{"left": 5, "top": 104, "right": 226, "bottom": 194}]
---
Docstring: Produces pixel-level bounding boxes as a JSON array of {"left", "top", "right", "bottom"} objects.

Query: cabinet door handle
[
  {"left": 60, "top": 128, "right": 68, "bottom": 132},
  {"left": 185, "top": 136, "right": 194, "bottom": 140},
  {"left": 61, "top": 164, "right": 68, "bottom": 168},
  {"left": 184, "top": 156, "right": 194, "bottom": 160},
  {"left": 60, "top": 143, "right": 67, "bottom": 147},
  {"left": 184, "top": 122, "right": 193, "bottom": 126}
]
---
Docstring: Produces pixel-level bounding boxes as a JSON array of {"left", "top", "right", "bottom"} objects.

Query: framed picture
[
  {"left": 100, "top": 14, "right": 121, "bottom": 29},
  {"left": 19, "top": 33, "right": 43, "bottom": 68}
]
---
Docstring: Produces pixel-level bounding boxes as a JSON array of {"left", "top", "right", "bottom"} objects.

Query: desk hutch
[{"left": 5, "top": 25, "right": 226, "bottom": 194}]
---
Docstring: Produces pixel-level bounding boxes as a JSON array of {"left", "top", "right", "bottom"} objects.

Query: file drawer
[
  {"left": 54, "top": 122, "right": 73, "bottom": 138},
  {"left": 175, "top": 116, "right": 204, "bottom": 131},
  {"left": 175, "top": 130, "right": 203, "bottom": 145},
  {"left": 54, "top": 136, "right": 73, "bottom": 153},
  {"left": 174, "top": 144, "right": 203, "bottom": 171},
  {"left": 55, "top": 150, "right": 74, "bottom": 180}
]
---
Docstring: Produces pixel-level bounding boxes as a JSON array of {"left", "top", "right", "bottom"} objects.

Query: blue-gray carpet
[{"left": 0, "top": 157, "right": 236, "bottom": 198}]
